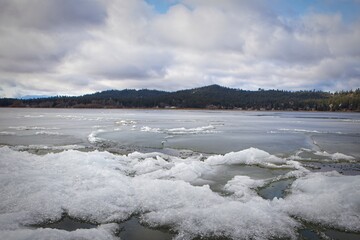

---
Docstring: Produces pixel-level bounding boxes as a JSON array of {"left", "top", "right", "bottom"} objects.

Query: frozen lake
[{"left": 0, "top": 108, "right": 359, "bottom": 240}]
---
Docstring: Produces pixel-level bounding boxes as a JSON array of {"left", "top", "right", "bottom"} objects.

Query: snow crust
[{"left": 0, "top": 146, "right": 359, "bottom": 240}]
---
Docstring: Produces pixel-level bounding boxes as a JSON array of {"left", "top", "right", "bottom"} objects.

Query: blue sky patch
[{"left": 145, "top": 0, "right": 180, "bottom": 13}]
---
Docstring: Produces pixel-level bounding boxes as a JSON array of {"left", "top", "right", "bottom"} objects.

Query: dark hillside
[{"left": 0, "top": 85, "right": 359, "bottom": 111}]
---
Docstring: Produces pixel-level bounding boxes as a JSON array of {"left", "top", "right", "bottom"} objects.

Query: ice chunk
[
  {"left": 35, "top": 131, "right": 63, "bottom": 136},
  {"left": 139, "top": 125, "right": 218, "bottom": 135},
  {"left": 224, "top": 176, "right": 265, "bottom": 200},
  {"left": 128, "top": 152, "right": 209, "bottom": 183},
  {"left": 279, "top": 171, "right": 360, "bottom": 231},
  {"left": 87, "top": 129, "right": 105, "bottom": 143},
  {"left": 132, "top": 156, "right": 173, "bottom": 175},
  {"left": 0, "top": 147, "right": 134, "bottom": 225},
  {"left": 143, "top": 198, "right": 299, "bottom": 240},
  {"left": 140, "top": 126, "right": 161, "bottom": 133},
  {"left": 163, "top": 161, "right": 211, "bottom": 182},
  {"left": 165, "top": 125, "right": 217, "bottom": 135},
  {"left": 205, "top": 147, "right": 286, "bottom": 166},
  {"left": 116, "top": 120, "right": 137, "bottom": 126},
  {"left": 128, "top": 151, "right": 170, "bottom": 160}
]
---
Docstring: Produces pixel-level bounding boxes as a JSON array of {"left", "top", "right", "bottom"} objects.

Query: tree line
[{"left": 1, "top": 85, "right": 359, "bottom": 111}]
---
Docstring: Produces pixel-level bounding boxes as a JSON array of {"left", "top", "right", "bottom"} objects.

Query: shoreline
[{"left": 0, "top": 106, "right": 359, "bottom": 113}]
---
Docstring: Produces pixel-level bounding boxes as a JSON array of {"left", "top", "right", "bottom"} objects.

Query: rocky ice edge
[{"left": 0, "top": 147, "right": 359, "bottom": 240}]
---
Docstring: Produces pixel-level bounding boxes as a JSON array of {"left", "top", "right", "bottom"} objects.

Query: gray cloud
[
  {"left": 0, "top": 0, "right": 106, "bottom": 30},
  {"left": 0, "top": 0, "right": 106, "bottom": 77},
  {"left": 0, "top": 0, "right": 359, "bottom": 97}
]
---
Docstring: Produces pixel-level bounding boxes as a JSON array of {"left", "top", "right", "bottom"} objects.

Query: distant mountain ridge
[
  {"left": 84, "top": 89, "right": 167, "bottom": 99},
  {"left": 1, "top": 84, "right": 359, "bottom": 111},
  {"left": 20, "top": 95, "right": 52, "bottom": 100}
]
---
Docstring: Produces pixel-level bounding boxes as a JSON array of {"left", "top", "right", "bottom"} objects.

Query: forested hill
[{"left": 1, "top": 85, "right": 359, "bottom": 111}]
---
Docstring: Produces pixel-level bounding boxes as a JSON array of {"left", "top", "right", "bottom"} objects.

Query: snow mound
[
  {"left": 205, "top": 147, "right": 286, "bottom": 166},
  {"left": 279, "top": 171, "right": 360, "bottom": 231}
]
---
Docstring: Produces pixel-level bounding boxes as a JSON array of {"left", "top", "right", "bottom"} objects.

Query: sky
[{"left": 0, "top": 0, "right": 359, "bottom": 98}]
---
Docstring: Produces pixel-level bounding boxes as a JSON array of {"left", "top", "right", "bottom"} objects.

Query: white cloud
[{"left": 0, "top": 0, "right": 359, "bottom": 97}]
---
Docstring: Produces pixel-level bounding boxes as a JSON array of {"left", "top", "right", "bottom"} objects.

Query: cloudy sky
[{"left": 0, "top": 0, "right": 359, "bottom": 98}]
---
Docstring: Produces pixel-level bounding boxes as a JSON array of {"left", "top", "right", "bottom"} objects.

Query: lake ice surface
[{"left": 0, "top": 108, "right": 359, "bottom": 240}]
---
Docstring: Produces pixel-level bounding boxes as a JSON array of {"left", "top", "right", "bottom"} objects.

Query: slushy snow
[{"left": 0, "top": 146, "right": 359, "bottom": 240}]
